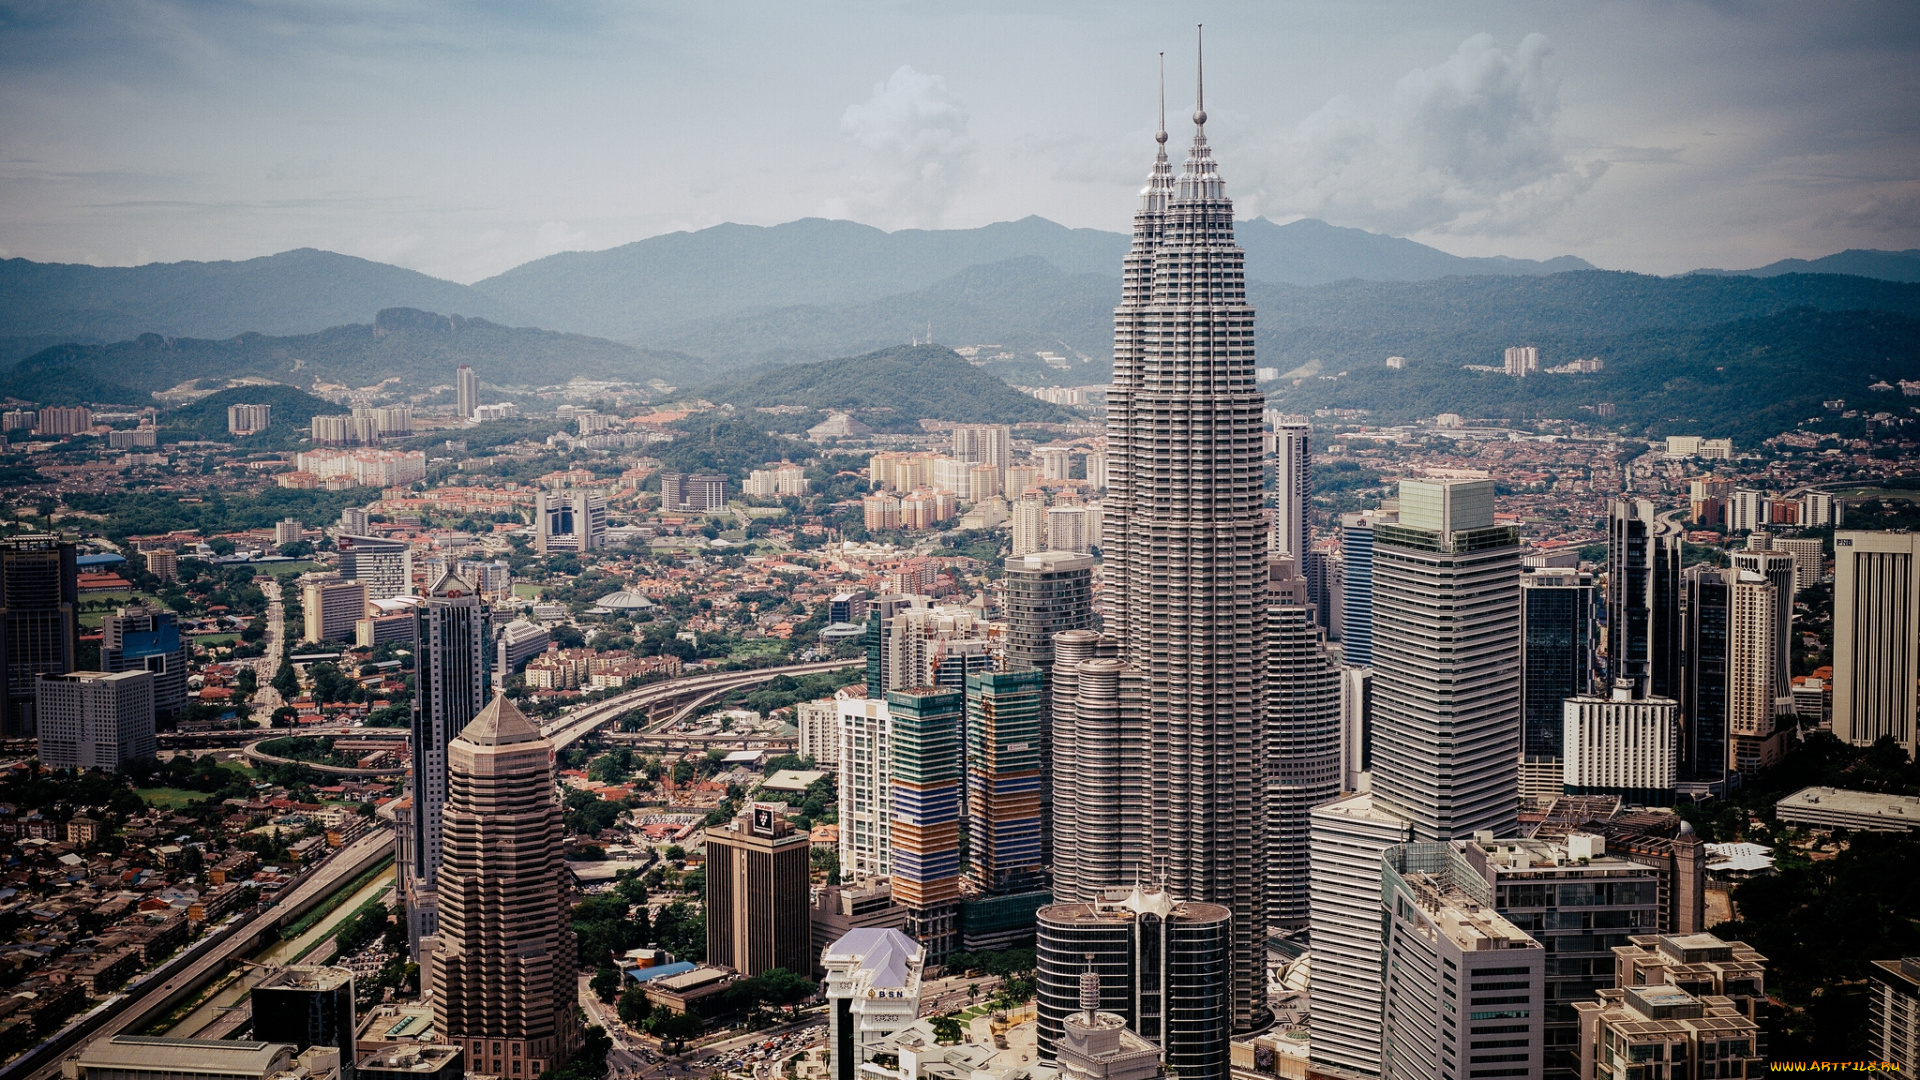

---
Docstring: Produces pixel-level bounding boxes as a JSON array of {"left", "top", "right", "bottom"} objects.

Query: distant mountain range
[
  {"left": 0, "top": 249, "right": 508, "bottom": 342},
  {"left": 0, "top": 307, "right": 694, "bottom": 405},
  {"left": 1694, "top": 249, "right": 1920, "bottom": 283},
  {"left": 1, "top": 218, "right": 1917, "bottom": 434}
]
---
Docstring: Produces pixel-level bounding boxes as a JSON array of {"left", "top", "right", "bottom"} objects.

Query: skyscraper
[
  {"left": 964, "top": 669, "right": 1045, "bottom": 896},
  {"left": 1368, "top": 477, "right": 1522, "bottom": 841},
  {"left": 1262, "top": 604, "right": 1340, "bottom": 930},
  {"left": 431, "top": 695, "right": 581, "bottom": 1079},
  {"left": 1680, "top": 565, "right": 1732, "bottom": 786},
  {"left": 1832, "top": 531, "right": 1920, "bottom": 756},
  {"left": 1519, "top": 568, "right": 1595, "bottom": 797},
  {"left": 336, "top": 534, "right": 414, "bottom": 600},
  {"left": 1270, "top": 421, "right": 1311, "bottom": 561},
  {"left": 836, "top": 697, "right": 893, "bottom": 880},
  {"left": 1337, "top": 509, "right": 1395, "bottom": 667},
  {"left": 1727, "top": 571, "right": 1785, "bottom": 776},
  {"left": 1002, "top": 551, "right": 1095, "bottom": 863},
  {"left": 456, "top": 365, "right": 479, "bottom": 421},
  {"left": 1607, "top": 499, "right": 1682, "bottom": 698},
  {"left": 1730, "top": 548, "right": 1796, "bottom": 705},
  {"left": 704, "top": 805, "right": 811, "bottom": 978},
  {"left": 885, "top": 687, "right": 963, "bottom": 962},
  {"left": 952, "top": 424, "right": 1012, "bottom": 472},
  {"left": 1069, "top": 37, "right": 1267, "bottom": 1032},
  {"left": 404, "top": 571, "right": 487, "bottom": 952},
  {"left": 0, "top": 535, "right": 78, "bottom": 738}
]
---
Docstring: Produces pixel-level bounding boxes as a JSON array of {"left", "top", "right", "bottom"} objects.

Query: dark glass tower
[
  {"left": 0, "top": 535, "right": 77, "bottom": 738},
  {"left": 1607, "top": 499, "right": 1682, "bottom": 698},
  {"left": 403, "top": 570, "right": 487, "bottom": 955},
  {"left": 1681, "top": 566, "right": 1731, "bottom": 783},
  {"left": 1520, "top": 568, "right": 1596, "bottom": 760}
]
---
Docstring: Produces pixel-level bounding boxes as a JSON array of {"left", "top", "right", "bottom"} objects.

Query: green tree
[
  {"left": 930, "top": 1015, "right": 963, "bottom": 1045},
  {"left": 271, "top": 659, "right": 299, "bottom": 701},
  {"left": 590, "top": 967, "right": 624, "bottom": 1005}
]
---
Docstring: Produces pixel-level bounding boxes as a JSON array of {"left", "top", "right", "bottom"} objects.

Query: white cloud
[
  {"left": 533, "top": 220, "right": 588, "bottom": 257},
  {"left": 1243, "top": 33, "right": 1606, "bottom": 236},
  {"left": 830, "top": 65, "right": 976, "bottom": 229}
]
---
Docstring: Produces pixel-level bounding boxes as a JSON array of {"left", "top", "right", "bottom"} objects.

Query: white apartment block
[
  {"left": 796, "top": 699, "right": 840, "bottom": 768},
  {"left": 837, "top": 697, "right": 894, "bottom": 880}
]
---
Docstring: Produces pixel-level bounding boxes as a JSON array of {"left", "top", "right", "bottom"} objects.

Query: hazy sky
[{"left": 3, "top": 1, "right": 1917, "bottom": 282}]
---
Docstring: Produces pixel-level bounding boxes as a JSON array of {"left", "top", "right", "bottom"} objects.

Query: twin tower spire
[{"left": 1147, "top": 26, "right": 1220, "bottom": 204}]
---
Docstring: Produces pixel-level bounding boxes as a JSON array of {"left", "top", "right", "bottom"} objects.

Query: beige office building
[
  {"left": 304, "top": 578, "right": 368, "bottom": 645},
  {"left": 1833, "top": 531, "right": 1920, "bottom": 757},
  {"left": 432, "top": 697, "right": 581, "bottom": 1079}
]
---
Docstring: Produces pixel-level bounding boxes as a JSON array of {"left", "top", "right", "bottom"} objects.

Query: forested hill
[
  {"left": 0, "top": 307, "right": 699, "bottom": 406},
  {"left": 1265, "top": 306, "right": 1920, "bottom": 445},
  {"left": 700, "top": 344, "right": 1079, "bottom": 428},
  {"left": 0, "top": 249, "right": 512, "bottom": 340}
]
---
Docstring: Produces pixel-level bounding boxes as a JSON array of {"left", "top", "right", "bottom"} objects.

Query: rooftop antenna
[{"left": 1194, "top": 23, "right": 1206, "bottom": 128}]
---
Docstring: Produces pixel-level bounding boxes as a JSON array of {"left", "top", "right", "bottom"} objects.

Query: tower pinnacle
[
  {"left": 1156, "top": 52, "right": 1167, "bottom": 146},
  {"left": 1193, "top": 24, "right": 1207, "bottom": 127}
]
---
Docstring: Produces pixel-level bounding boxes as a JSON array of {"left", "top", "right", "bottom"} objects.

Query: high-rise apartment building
[
  {"left": 1036, "top": 447, "right": 1074, "bottom": 482},
  {"left": 1369, "top": 477, "right": 1522, "bottom": 841},
  {"left": 101, "top": 605, "right": 188, "bottom": 725},
  {"left": 1803, "top": 491, "right": 1842, "bottom": 527},
  {"left": 1563, "top": 683, "right": 1681, "bottom": 804},
  {"left": 34, "top": 406, "right": 91, "bottom": 436},
  {"left": 1833, "top": 531, "right": 1920, "bottom": 756},
  {"left": 1073, "top": 49, "right": 1268, "bottom": 1033},
  {"left": 964, "top": 670, "right": 1044, "bottom": 897},
  {"left": 1011, "top": 498, "right": 1048, "bottom": 557},
  {"left": 952, "top": 425, "right": 1012, "bottom": 472},
  {"left": 336, "top": 534, "right": 413, "bottom": 600},
  {"left": 837, "top": 697, "right": 894, "bottom": 880},
  {"left": 1728, "top": 571, "right": 1786, "bottom": 775},
  {"left": 1503, "top": 345, "right": 1540, "bottom": 376},
  {"left": 1520, "top": 568, "right": 1595, "bottom": 797},
  {"left": 535, "top": 490, "right": 607, "bottom": 554},
  {"left": 1263, "top": 605, "right": 1340, "bottom": 930},
  {"left": 1607, "top": 499, "right": 1682, "bottom": 699},
  {"left": 1730, "top": 548, "right": 1795, "bottom": 705},
  {"left": 1083, "top": 450, "right": 1108, "bottom": 490},
  {"left": 1045, "top": 506, "right": 1092, "bottom": 554},
  {"left": 34, "top": 670, "right": 155, "bottom": 770},
  {"left": 1035, "top": 887, "right": 1232, "bottom": 1080},
  {"left": 456, "top": 365, "right": 480, "bottom": 420},
  {"left": 0, "top": 535, "right": 78, "bottom": 737},
  {"left": 432, "top": 696, "right": 581, "bottom": 1079},
  {"left": 226, "top": 403, "right": 271, "bottom": 435},
  {"left": 1338, "top": 509, "right": 1395, "bottom": 667},
  {"left": 404, "top": 571, "right": 487, "bottom": 952},
  {"left": 885, "top": 687, "right": 962, "bottom": 962},
  {"left": 1270, "top": 422, "right": 1311, "bottom": 560},
  {"left": 1380, "top": 843, "right": 1545, "bottom": 1080},
  {"left": 1773, "top": 537, "right": 1825, "bottom": 590},
  {"left": 303, "top": 578, "right": 367, "bottom": 644},
  {"left": 704, "top": 805, "right": 811, "bottom": 978}
]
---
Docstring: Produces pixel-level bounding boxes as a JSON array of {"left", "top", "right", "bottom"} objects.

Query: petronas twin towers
[{"left": 1052, "top": 36, "right": 1276, "bottom": 1032}]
